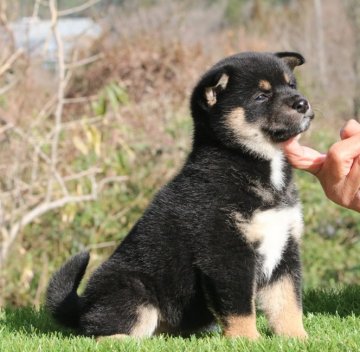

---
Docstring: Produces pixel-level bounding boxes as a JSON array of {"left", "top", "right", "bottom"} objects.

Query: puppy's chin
[{"left": 263, "top": 117, "right": 312, "bottom": 143}]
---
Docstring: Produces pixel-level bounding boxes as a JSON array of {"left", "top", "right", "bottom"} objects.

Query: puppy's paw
[
  {"left": 225, "top": 329, "right": 261, "bottom": 340},
  {"left": 223, "top": 315, "right": 261, "bottom": 340},
  {"left": 277, "top": 328, "right": 308, "bottom": 340}
]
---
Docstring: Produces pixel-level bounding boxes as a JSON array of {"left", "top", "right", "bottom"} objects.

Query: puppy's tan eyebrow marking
[
  {"left": 259, "top": 79, "right": 271, "bottom": 91},
  {"left": 284, "top": 73, "right": 290, "bottom": 84}
]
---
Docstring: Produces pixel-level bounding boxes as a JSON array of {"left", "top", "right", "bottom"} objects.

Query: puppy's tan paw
[
  {"left": 276, "top": 328, "right": 308, "bottom": 340},
  {"left": 224, "top": 315, "right": 260, "bottom": 340}
]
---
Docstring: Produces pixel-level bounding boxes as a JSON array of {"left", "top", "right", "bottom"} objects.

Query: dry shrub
[
  {"left": 67, "top": 33, "right": 205, "bottom": 115},
  {"left": 64, "top": 27, "right": 210, "bottom": 156}
]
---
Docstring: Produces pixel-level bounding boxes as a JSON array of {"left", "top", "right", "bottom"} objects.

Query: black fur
[
  {"left": 46, "top": 52, "right": 313, "bottom": 338},
  {"left": 46, "top": 251, "right": 89, "bottom": 329}
]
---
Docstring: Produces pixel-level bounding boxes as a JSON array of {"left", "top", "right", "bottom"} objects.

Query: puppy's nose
[{"left": 292, "top": 98, "right": 309, "bottom": 114}]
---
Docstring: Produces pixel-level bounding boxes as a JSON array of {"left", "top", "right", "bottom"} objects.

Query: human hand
[{"left": 282, "top": 119, "right": 360, "bottom": 212}]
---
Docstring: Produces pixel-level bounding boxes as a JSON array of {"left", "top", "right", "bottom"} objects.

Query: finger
[
  {"left": 282, "top": 137, "right": 326, "bottom": 174},
  {"left": 340, "top": 119, "right": 360, "bottom": 139},
  {"left": 344, "top": 156, "right": 360, "bottom": 208},
  {"left": 328, "top": 133, "right": 360, "bottom": 163},
  {"left": 349, "top": 191, "right": 360, "bottom": 212}
]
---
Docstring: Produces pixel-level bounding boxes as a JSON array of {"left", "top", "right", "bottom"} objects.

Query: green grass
[{"left": 1, "top": 287, "right": 359, "bottom": 352}]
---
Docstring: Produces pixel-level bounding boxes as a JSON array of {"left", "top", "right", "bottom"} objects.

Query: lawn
[{"left": 1, "top": 286, "right": 359, "bottom": 352}]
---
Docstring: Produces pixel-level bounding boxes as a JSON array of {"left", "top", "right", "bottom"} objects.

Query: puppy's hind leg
[
  {"left": 97, "top": 304, "right": 159, "bottom": 341},
  {"left": 129, "top": 304, "right": 159, "bottom": 338},
  {"left": 81, "top": 271, "right": 160, "bottom": 339}
]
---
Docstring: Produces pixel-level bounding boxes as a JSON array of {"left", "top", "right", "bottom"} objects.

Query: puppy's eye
[
  {"left": 289, "top": 83, "right": 296, "bottom": 89},
  {"left": 255, "top": 93, "right": 269, "bottom": 102}
]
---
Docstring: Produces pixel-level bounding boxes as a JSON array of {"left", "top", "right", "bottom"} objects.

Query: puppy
[{"left": 46, "top": 52, "right": 313, "bottom": 340}]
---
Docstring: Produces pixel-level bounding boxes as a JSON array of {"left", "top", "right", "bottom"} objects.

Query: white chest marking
[
  {"left": 235, "top": 206, "right": 303, "bottom": 280},
  {"left": 270, "top": 151, "right": 285, "bottom": 190}
]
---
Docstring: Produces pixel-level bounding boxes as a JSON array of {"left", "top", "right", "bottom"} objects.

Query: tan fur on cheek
[
  {"left": 225, "top": 107, "right": 278, "bottom": 159},
  {"left": 257, "top": 276, "right": 307, "bottom": 339},
  {"left": 226, "top": 107, "right": 260, "bottom": 141}
]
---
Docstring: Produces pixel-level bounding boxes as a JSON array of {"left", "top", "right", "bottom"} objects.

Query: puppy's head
[{"left": 191, "top": 52, "right": 314, "bottom": 158}]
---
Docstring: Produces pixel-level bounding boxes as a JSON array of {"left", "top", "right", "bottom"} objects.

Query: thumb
[
  {"left": 340, "top": 119, "right": 360, "bottom": 140},
  {"left": 282, "top": 137, "right": 326, "bottom": 174}
]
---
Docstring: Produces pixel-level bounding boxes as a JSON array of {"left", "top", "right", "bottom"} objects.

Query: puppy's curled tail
[{"left": 46, "top": 251, "right": 90, "bottom": 329}]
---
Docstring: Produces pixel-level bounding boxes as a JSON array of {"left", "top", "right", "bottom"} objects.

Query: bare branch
[
  {"left": 0, "top": 49, "right": 24, "bottom": 78},
  {"left": 0, "top": 0, "right": 15, "bottom": 50},
  {"left": 0, "top": 193, "right": 98, "bottom": 266},
  {"left": 0, "top": 199, "right": 3, "bottom": 227},
  {"left": 64, "top": 95, "right": 98, "bottom": 104},
  {"left": 86, "top": 241, "right": 116, "bottom": 250},
  {"left": 0, "top": 78, "right": 18, "bottom": 96},
  {"left": 47, "top": 0, "right": 67, "bottom": 202},
  {"left": 63, "top": 167, "right": 102, "bottom": 181},
  {"left": 32, "top": 0, "right": 42, "bottom": 19},
  {"left": 10, "top": 124, "right": 69, "bottom": 197},
  {"left": 30, "top": 94, "right": 57, "bottom": 129},
  {"left": 98, "top": 176, "right": 129, "bottom": 193},
  {"left": 66, "top": 53, "right": 104, "bottom": 70},
  {"left": 58, "top": 0, "right": 102, "bottom": 17}
]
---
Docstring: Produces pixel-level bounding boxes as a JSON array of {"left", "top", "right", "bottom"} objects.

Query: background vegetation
[{"left": 0, "top": 0, "right": 359, "bottom": 312}]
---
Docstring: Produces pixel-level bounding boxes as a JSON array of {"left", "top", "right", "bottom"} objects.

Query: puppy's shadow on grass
[
  {"left": 1, "top": 307, "right": 75, "bottom": 337},
  {"left": 303, "top": 285, "right": 360, "bottom": 317}
]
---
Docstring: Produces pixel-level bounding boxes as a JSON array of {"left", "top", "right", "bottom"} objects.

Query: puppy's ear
[
  {"left": 275, "top": 52, "right": 305, "bottom": 71},
  {"left": 205, "top": 73, "right": 229, "bottom": 107}
]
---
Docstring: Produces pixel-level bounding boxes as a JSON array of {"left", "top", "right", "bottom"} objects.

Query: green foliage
[
  {"left": 92, "top": 83, "right": 129, "bottom": 116},
  {"left": 0, "top": 95, "right": 7, "bottom": 108}
]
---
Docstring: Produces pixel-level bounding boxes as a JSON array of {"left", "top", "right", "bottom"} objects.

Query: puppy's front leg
[
  {"left": 222, "top": 298, "right": 259, "bottom": 340},
  {"left": 201, "top": 252, "right": 260, "bottom": 339},
  {"left": 257, "top": 275, "right": 307, "bottom": 339}
]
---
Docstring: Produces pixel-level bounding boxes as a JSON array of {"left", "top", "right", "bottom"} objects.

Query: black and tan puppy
[{"left": 46, "top": 52, "right": 313, "bottom": 340}]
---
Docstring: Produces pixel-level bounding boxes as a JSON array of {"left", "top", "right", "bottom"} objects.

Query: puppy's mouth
[{"left": 263, "top": 111, "right": 314, "bottom": 143}]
